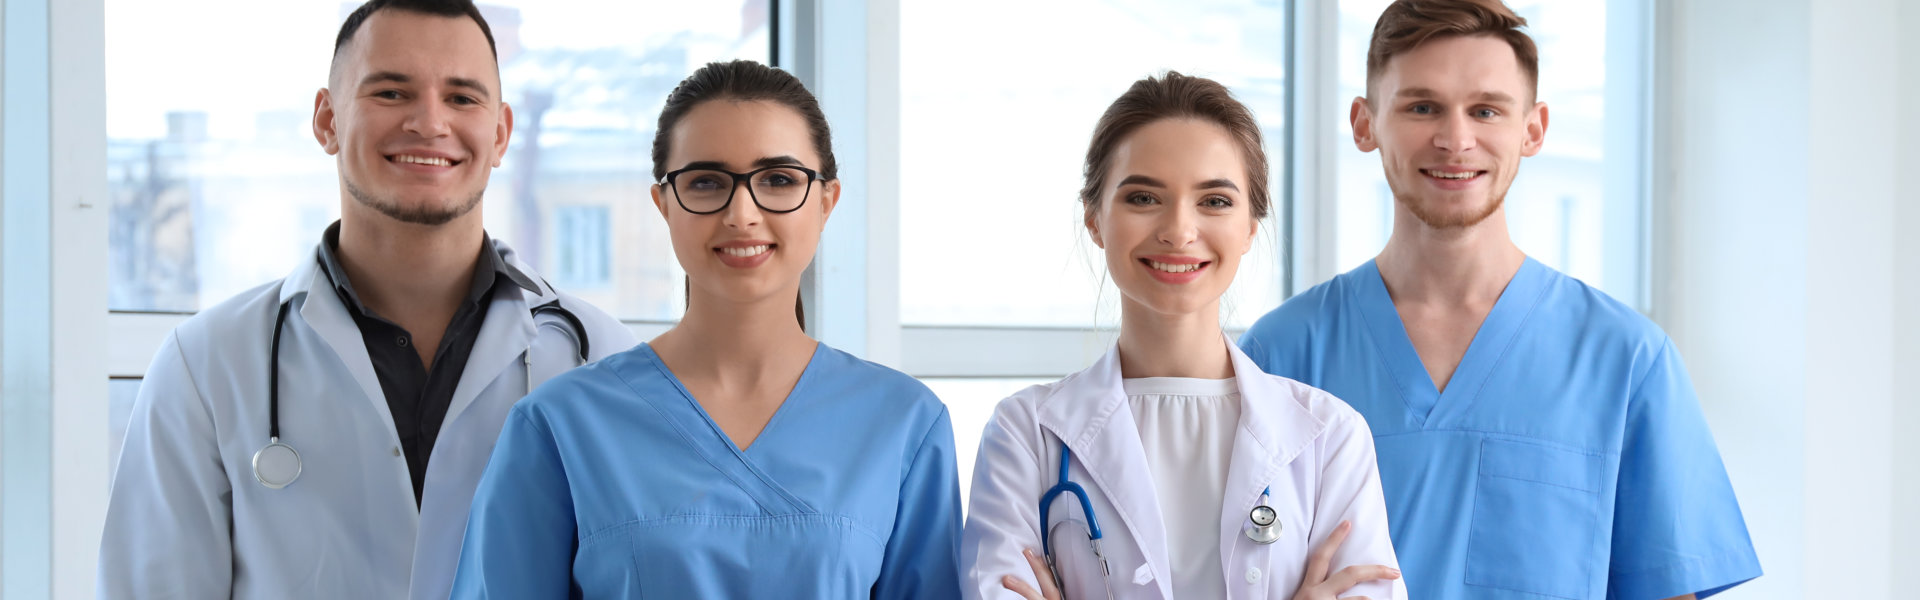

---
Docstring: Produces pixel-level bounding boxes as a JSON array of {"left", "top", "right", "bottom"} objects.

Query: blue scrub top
[
  {"left": 1239, "top": 258, "right": 1760, "bottom": 600},
  {"left": 451, "top": 342, "right": 962, "bottom": 599}
]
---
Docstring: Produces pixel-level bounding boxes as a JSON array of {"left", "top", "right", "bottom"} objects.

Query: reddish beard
[{"left": 1396, "top": 189, "right": 1505, "bottom": 229}]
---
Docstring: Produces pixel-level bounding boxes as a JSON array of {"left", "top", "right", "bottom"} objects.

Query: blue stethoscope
[
  {"left": 251, "top": 260, "right": 592, "bottom": 490},
  {"left": 1041, "top": 443, "right": 1281, "bottom": 597}
]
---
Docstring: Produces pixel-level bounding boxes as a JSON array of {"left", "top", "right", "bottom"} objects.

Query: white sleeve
[
  {"left": 1307, "top": 406, "right": 1407, "bottom": 599},
  {"left": 959, "top": 399, "right": 1048, "bottom": 600},
  {"left": 98, "top": 331, "right": 233, "bottom": 600}
]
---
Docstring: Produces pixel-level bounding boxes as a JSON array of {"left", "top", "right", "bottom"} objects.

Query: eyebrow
[
  {"left": 679, "top": 156, "right": 807, "bottom": 172},
  {"left": 358, "top": 71, "right": 493, "bottom": 101},
  {"left": 1116, "top": 174, "right": 1240, "bottom": 192},
  {"left": 1396, "top": 87, "right": 1519, "bottom": 105}
]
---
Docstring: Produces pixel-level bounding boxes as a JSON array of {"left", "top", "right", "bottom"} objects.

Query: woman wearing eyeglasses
[
  {"left": 960, "top": 73, "right": 1405, "bottom": 600},
  {"left": 450, "top": 60, "right": 961, "bottom": 599}
]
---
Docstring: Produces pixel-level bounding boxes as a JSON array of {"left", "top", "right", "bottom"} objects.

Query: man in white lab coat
[{"left": 97, "top": 1, "right": 635, "bottom": 598}]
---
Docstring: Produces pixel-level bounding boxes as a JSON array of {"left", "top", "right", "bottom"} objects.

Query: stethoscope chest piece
[
  {"left": 1245, "top": 504, "right": 1281, "bottom": 544},
  {"left": 253, "top": 437, "right": 302, "bottom": 489}
]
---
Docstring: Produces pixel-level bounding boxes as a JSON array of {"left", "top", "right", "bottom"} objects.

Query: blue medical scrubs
[
  {"left": 451, "top": 343, "right": 961, "bottom": 599},
  {"left": 1239, "top": 258, "right": 1760, "bottom": 600}
]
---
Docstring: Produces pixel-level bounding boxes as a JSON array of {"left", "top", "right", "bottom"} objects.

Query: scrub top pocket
[{"left": 1464, "top": 438, "right": 1604, "bottom": 599}]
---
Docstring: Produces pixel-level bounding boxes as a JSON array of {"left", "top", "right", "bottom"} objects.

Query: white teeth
[
  {"left": 1426, "top": 170, "right": 1477, "bottom": 180},
  {"left": 1147, "top": 260, "right": 1202, "bottom": 273},
  {"left": 395, "top": 155, "right": 452, "bottom": 167},
  {"left": 720, "top": 245, "right": 770, "bottom": 258}
]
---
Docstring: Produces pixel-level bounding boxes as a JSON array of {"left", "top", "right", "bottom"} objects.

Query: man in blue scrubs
[{"left": 1239, "top": 1, "right": 1761, "bottom": 598}]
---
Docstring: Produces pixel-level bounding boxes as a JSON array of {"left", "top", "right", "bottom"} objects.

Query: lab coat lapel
[
  {"left": 1218, "top": 335, "right": 1326, "bottom": 585},
  {"left": 441, "top": 243, "right": 542, "bottom": 428},
  {"left": 1036, "top": 346, "right": 1173, "bottom": 600},
  {"left": 285, "top": 253, "right": 394, "bottom": 436}
]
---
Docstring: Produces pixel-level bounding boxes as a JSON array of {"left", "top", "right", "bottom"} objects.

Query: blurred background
[{"left": 2, "top": 0, "right": 1913, "bottom": 598}]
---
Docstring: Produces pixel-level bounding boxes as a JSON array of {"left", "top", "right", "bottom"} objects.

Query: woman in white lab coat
[{"left": 960, "top": 72, "right": 1406, "bottom": 600}]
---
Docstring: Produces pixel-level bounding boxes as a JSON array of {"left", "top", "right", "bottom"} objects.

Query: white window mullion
[{"left": 786, "top": 0, "right": 902, "bottom": 368}]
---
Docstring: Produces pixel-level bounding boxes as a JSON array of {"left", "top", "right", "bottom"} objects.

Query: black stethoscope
[
  {"left": 252, "top": 270, "right": 592, "bottom": 490},
  {"left": 1039, "top": 443, "right": 1282, "bottom": 597}
]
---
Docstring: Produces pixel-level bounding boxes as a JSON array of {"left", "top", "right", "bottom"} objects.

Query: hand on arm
[{"left": 1291, "top": 521, "right": 1401, "bottom": 600}]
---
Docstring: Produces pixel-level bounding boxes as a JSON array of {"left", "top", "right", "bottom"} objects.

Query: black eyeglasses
[{"left": 661, "top": 165, "right": 823, "bottom": 215}]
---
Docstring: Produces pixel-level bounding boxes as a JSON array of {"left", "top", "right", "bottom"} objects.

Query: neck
[
  {"left": 334, "top": 207, "right": 486, "bottom": 319},
  {"left": 654, "top": 284, "right": 813, "bottom": 382},
  {"left": 1115, "top": 298, "right": 1233, "bottom": 379},
  {"left": 1374, "top": 203, "right": 1526, "bottom": 306}
]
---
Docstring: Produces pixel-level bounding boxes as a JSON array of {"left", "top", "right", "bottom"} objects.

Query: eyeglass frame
[{"left": 660, "top": 164, "right": 825, "bottom": 215}]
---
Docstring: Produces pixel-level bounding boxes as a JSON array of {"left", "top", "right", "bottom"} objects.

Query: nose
[
  {"left": 1433, "top": 110, "right": 1476, "bottom": 153},
  {"left": 721, "top": 180, "right": 762, "bottom": 229},
  {"left": 402, "top": 96, "right": 453, "bottom": 138},
  {"left": 1155, "top": 203, "right": 1198, "bottom": 248}
]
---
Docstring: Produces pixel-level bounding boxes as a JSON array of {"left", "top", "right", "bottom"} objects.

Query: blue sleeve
[
  {"left": 1607, "top": 339, "right": 1762, "bottom": 600},
  {"left": 872, "top": 406, "right": 963, "bottom": 599},
  {"left": 450, "top": 409, "right": 578, "bottom": 599}
]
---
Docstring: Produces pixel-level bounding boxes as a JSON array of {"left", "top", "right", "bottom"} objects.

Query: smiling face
[
  {"left": 650, "top": 100, "right": 839, "bottom": 306},
  {"left": 313, "top": 9, "right": 510, "bottom": 226},
  {"left": 1088, "top": 118, "right": 1258, "bottom": 319},
  {"left": 1352, "top": 34, "right": 1547, "bottom": 230}
]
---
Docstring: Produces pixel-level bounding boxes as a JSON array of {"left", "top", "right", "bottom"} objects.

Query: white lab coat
[
  {"left": 961, "top": 337, "right": 1405, "bottom": 600},
  {"left": 98, "top": 240, "right": 636, "bottom": 600}
]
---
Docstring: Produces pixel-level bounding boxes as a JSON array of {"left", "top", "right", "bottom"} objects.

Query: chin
[
  {"left": 1124, "top": 288, "right": 1218, "bottom": 319},
  {"left": 1401, "top": 195, "right": 1503, "bottom": 230}
]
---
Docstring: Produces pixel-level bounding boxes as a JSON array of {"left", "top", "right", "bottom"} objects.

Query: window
[
  {"left": 921, "top": 377, "right": 1055, "bottom": 509},
  {"left": 897, "top": 0, "right": 1291, "bottom": 331},
  {"left": 1332, "top": 0, "right": 1648, "bottom": 306},
  {"left": 552, "top": 205, "right": 613, "bottom": 290},
  {"left": 105, "top": 0, "right": 772, "bottom": 320}
]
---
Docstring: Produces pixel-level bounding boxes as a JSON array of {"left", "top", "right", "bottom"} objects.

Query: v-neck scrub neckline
[
  {"left": 1349, "top": 258, "right": 1549, "bottom": 428},
  {"left": 641, "top": 342, "right": 825, "bottom": 455}
]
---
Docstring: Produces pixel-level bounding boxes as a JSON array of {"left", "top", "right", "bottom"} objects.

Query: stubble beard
[
  {"left": 1397, "top": 187, "right": 1506, "bottom": 230},
  {"left": 344, "top": 177, "right": 484, "bottom": 226}
]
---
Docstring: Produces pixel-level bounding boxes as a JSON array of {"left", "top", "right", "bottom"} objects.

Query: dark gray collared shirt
[{"left": 316, "top": 221, "right": 540, "bottom": 508}]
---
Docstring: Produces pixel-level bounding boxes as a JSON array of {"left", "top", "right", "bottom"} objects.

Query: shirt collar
[{"left": 317, "top": 220, "right": 542, "bottom": 316}]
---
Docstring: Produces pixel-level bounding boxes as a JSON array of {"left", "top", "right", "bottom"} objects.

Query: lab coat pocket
[
  {"left": 1046, "top": 535, "right": 1119, "bottom": 599},
  {"left": 1464, "top": 438, "right": 1603, "bottom": 600}
]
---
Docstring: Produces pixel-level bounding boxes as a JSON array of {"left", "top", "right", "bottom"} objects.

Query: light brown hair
[
  {"left": 1080, "top": 72, "right": 1271, "bottom": 223},
  {"left": 1365, "top": 0, "right": 1539, "bottom": 101}
]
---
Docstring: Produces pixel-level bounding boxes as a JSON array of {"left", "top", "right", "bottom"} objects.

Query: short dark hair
[
  {"left": 651, "top": 60, "right": 838, "bottom": 182},
  {"left": 1365, "top": 0, "right": 1538, "bottom": 101},
  {"left": 1080, "top": 72, "right": 1272, "bottom": 222},
  {"left": 332, "top": 0, "right": 498, "bottom": 64}
]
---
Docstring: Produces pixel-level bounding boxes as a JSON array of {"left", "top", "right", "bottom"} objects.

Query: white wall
[
  {"left": 1893, "top": 0, "right": 1920, "bottom": 581},
  {"left": 1661, "top": 0, "right": 1912, "bottom": 597},
  {"left": 1659, "top": 0, "right": 1808, "bottom": 597},
  {"left": 1804, "top": 0, "right": 1897, "bottom": 597}
]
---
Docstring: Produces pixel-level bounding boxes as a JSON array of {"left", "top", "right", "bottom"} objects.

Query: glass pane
[
  {"left": 106, "top": 1, "right": 771, "bottom": 319},
  {"left": 108, "top": 378, "right": 143, "bottom": 483},
  {"left": 1333, "top": 0, "right": 1644, "bottom": 305},
  {"left": 922, "top": 377, "right": 1056, "bottom": 514},
  {"left": 899, "top": 0, "right": 1289, "bottom": 328}
]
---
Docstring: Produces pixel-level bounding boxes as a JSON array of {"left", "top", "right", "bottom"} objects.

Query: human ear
[
  {"left": 1521, "top": 101, "right": 1549, "bottom": 157},
  {"left": 1351, "top": 96, "right": 1379, "bottom": 153},
  {"left": 817, "top": 179, "right": 841, "bottom": 231},
  {"left": 493, "top": 102, "right": 515, "bottom": 167},
  {"left": 1085, "top": 208, "right": 1104, "bottom": 249},
  {"left": 313, "top": 88, "right": 340, "bottom": 155}
]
